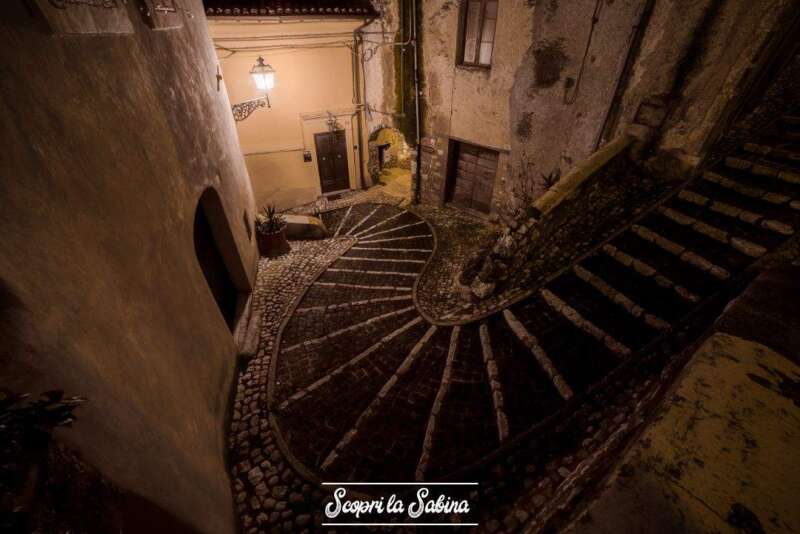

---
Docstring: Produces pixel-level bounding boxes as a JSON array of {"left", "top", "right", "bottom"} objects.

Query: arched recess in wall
[
  {"left": 193, "top": 187, "right": 252, "bottom": 330},
  {"left": 367, "top": 126, "right": 411, "bottom": 183}
]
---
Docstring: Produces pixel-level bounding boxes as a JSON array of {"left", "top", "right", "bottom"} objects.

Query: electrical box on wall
[{"left": 303, "top": 151, "right": 313, "bottom": 162}]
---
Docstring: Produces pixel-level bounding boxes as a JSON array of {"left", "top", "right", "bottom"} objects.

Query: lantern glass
[{"left": 250, "top": 56, "right": 275, "bottom": 92}]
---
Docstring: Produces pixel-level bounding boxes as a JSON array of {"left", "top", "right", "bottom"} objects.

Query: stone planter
[{"left": 257, "top": 225, "right": 291, "bottom": 258}]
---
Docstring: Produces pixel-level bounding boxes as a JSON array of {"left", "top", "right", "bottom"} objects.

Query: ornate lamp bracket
[{"left": 231, "top": 96, "right": 269, "bottom": 122}]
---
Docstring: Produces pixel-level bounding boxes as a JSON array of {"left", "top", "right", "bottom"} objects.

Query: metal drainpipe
[
  {"left": 353, "top": 18, "right": 374, "bottom": 190},
  {"left": 412, "top": 0, "right": 422, "bottom": 205}
]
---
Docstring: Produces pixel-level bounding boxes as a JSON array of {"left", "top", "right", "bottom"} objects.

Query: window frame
[{"left": 457, "top": 0, "right": 498, "bottom": 68}]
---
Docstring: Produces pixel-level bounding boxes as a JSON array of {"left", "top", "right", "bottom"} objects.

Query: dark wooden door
[
  {"left": 447, "top": 141, "right": 498, "bottom": 213},
  {"left": 315, "top": 130, "right": 350, "bottom": 194}
]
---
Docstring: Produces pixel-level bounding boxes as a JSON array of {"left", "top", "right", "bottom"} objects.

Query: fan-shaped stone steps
[{"left": 271, "top": 120, "right": 800, "bottom": 484}]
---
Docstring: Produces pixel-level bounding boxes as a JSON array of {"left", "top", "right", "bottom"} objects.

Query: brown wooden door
[
  {"left": 447, "top": 141, "right": 498, "bottom": 213},
  {"left": 315, "top": 130, "right": 350, "bottom": 194}
]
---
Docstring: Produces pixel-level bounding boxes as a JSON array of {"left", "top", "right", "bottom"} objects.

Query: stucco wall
[
  {"left": 416, "top": 0, "right": 532, "bottom": 210},
  {"left": 0, "top": 1, "right": 258, "bottom": 532},
  {"left": 507, "top": 0, "right": 646, "bottom": 203},
  {"left": 610, "top": 0, "right": 800, "bottom": 156},
  {"left": 416, "top": 0, "right": 647, "bottom": 214},
  {"left": 362, "top": 0, "right": 402, "bottom": 136},
  {"left": 417, "top": 0, "right": 797, "bottom": 215},
  {"left": 209, "top": 19, "right": 368, "bottom": 211}
]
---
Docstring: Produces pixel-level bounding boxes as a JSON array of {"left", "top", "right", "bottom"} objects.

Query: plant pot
[{"left": 257, "top": 225, "right": 291, "bottom": 258}]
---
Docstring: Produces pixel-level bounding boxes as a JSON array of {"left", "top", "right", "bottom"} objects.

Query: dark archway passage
[{"left": 194, "top": 188, "right": 249, "bottom": 329}]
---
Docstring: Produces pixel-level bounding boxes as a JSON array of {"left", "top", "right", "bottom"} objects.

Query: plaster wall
[
  {"left": 0, "top": 1, "right": 258, "bottom": 532},
  {"left": 208, "top": 19, "right": 368, "bottom": 211},
  {"left": 507, "top": 0, "right": 646, "bottom": 204},
  {"left": 416, "top": 0, "right": 646, "bottom": 214},
  {"left": 362, "top": 0, "right": 402, "bottom": 136},
  {"left": 657, "top": 0, "right": 797, "bottom": 158}
]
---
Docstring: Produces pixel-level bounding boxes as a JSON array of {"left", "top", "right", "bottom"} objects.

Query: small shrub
[{"left": 255, "top": 205, "right": 286, "bottom": 235}]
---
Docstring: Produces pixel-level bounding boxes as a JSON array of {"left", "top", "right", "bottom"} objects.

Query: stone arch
[
  {"left": 367, "top": 125, "right": 411, "bottom": 183},
  {"left": 193, "top": 187, "right": 251, "bottom": 329}
]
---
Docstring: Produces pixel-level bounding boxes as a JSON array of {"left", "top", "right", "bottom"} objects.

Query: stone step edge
[
  {"left": 601, "top": 243, "right": 700, "bottom": 303},
  {"left": 724, "top": 156, "right": 800, "bottom": 185},
  {"left": 350, "top": 246, "right": 433, "bottom": 253},
  {"left": 677, "top": 189, "right": 794, "bottom": 236},
  {"left": 539, "top": 289, "right": 631, "bottom": 357},
  {"left": 339, "top": 256, "right": 426, "bottom": 264},
  {"left": 703, "top": 170, "right": 796, "bottom": 208},
  {"left": 278, "top": 316, "right": 425, "bottom": 411},
  {"left": 321, "top": 324, "right": 439, "bottom": 471},
  {"left": 282, "top": 305, "right": 416, "bottom": 353},
  {"left": 357, "top": 220, "right": 427, "bottom": 240},
  {"left": 502, "top": 309, "right": 574, "bottom": 400},
  {"left": 359, "top": 234, "right": 433, "bottom": 244},
  {"left": 479, "top": 322, "right": 510, "bottom": 444},
  {"left": 743, "top": 142, "right": 800, "bottom": 164},
  {"left": 415, "top": 326, "right": 461, "bottom": 481},
  {"left": 345, "top": 205, "right": 382, "bottom": 236},
  {"left": 294, "top": 294, "right": 412, "bottom": 314},
  {"left": 630, "top": 224, "right": 731, "bottom": 280},
  {"left": 333, "top": 205, "right": 353, "bottom": 238},
  {"left": 313, "top": 281, "right": 412, "bottom": 291},
  {"left": 352, "top": 210, "right": 406, "bottom": 237},
  {"left": 327, "top": 268, "right": 418, "bottom": 278},
  {"left": 657, "top": 205, "right": 767, "bottom": 258},
  {"left": 573, "top": 264, "right": 671, "bottom": 331}
]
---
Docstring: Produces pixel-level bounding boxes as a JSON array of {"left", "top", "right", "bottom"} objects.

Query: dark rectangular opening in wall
[
  {"left": 194, "top": 203, "right": 238, "bottom": 330},
  {"left": 444, "top": 140, "right": 499, "bottom": 213}
]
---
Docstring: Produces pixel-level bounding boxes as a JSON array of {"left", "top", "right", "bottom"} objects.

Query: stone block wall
[{"left": 416, "top": 135, "right": 449, "bottom": 205}]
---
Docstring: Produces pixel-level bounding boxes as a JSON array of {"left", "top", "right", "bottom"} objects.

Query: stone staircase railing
[{"left": 471, "top": 131, "right": 641, "bottom": 299}]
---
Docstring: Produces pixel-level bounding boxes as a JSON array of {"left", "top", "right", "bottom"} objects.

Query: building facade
[
  {"left": 412, "top": 0, "right": 800, "bottom": 218},
  {"left": 206, "top": 2, "right": 378, "bottom": 210}
]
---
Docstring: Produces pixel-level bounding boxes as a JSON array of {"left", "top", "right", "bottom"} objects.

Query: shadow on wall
[
  {"left": 194, "top": 188, "right": 252, "bottom": 330},
  {"left": 0, "top": 279, "right": 37, "bottom": 393}
]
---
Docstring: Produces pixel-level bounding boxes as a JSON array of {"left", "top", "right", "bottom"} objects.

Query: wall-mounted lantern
[
  {"left": 231, "top": 56, "right": 276, "bottom": 122},
  {"left": 250, "top": 56, "right": 275, "bottom": 93}
]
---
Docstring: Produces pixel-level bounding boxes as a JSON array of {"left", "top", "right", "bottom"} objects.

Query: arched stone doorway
[
  {"left": 368, "top": 126, "right": 411, "bottom": 184},
  {"left": 193, "top": 188, "right": 251, "bottom": 330}
]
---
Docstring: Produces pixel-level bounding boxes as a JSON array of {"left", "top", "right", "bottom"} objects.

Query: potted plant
[{"left": 256, "top": 205, "right": 291, "bottom": 257}]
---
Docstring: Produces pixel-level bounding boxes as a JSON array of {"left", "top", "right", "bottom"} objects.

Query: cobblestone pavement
[
  {"left": 412, "top": 204, "right": 500, "bottom": 319},
  {"left": 228, "top": 239, "right": 355, "bottom": 533},
  {"left": 242, "top": 105, "right": 800, "bottom": 531},
  {"left": 232, "top": 63, "right": 800, "bottom": 529}
]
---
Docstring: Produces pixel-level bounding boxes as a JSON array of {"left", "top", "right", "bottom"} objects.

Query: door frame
[
  {"left": 301, "top": 111, "right": 360, "bottom": 197},
  {"left": 314, "top": 129, "right": 351, "bottom": 195}
]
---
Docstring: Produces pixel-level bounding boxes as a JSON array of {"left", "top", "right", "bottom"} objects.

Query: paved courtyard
[{"left": 228, "top": 110, "right": 800, "bottom": 532}]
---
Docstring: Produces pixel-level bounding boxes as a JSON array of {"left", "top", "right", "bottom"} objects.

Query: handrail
[
  {"left": 467, "top": 132, "right": 639, "bottom": 302},
  {"left": 533, "top": 133, "right": 635, "bottom": 217}
]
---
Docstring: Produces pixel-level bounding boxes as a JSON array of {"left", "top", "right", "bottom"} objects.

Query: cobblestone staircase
[{"left": 268, "top": 114, "right": 800, "bottom": 486}]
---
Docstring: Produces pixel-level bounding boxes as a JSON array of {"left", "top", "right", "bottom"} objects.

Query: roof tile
[{"left": 203, "top": 0, "right": 378, "bottom": 17}]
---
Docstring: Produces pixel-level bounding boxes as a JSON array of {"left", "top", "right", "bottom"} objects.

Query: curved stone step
[
  {"left": 321, "top": 324, "right": 439, "bottom": 472},
  {"left": 703, "top": 170, "right": 795, "bottom": 206},
  {"left": 345, "top": 205, "right": 384, "bottom": 236},
  {"left": 573, "top": 264, "right": 671, "bottom": 331},
  {"left": 676, "top": 189, "right": 795, "bottom": 236},
  {"left": 631, "top": 224, "right": 731, "bottom": 280},
  {"left": 479, "top": 322, "right": 510, "bottom": 443},
  {"left": 539, "top": 288, "right": 631, "bottom": 357},
  {"left": 332, "top": 205, "right": 352, "bottom": 237},
  {"left": 657, "top": 205, "right": 767, "bottom": 258},
  {"left": 601, "top": 243, "right": 700, "bottom": 303},
  {"left": 268, "top": 172, "right": 798, "bottom": 487},
  {"left": 502, "top": 309, "right": 573, "bottom": 400},
  {"left": 416, "top": 326, "right": 461, "bottom": 481}
]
